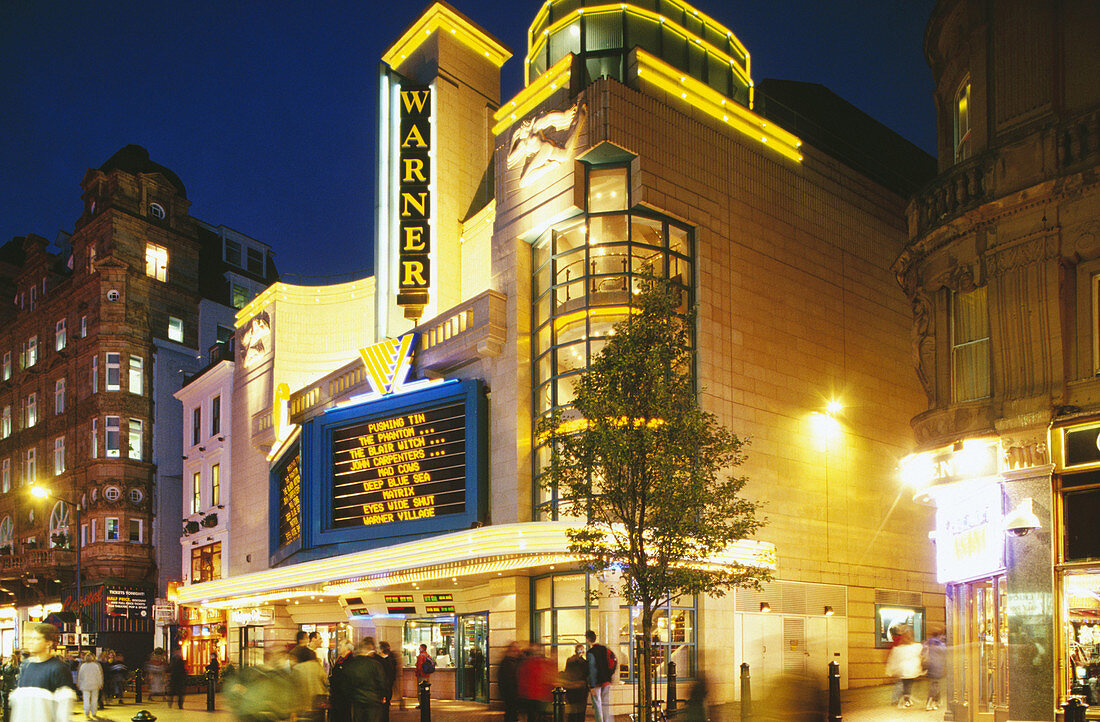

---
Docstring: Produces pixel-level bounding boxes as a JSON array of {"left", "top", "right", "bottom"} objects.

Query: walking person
[
  {"left": 329, "top": 639, "right": 355, "bottom": 722},
  {"left": 885, "top": 628, "right": 924, "bottom": 708},
  {"left": 499, "top": 642, "right": 523, "bottom": 722},
  {"left": 2, "top": 653, "right": 22, "bottom": 722},
  {"left": 146, "top": 649, "right": 167, "bottom": 702},
  {"left": 9, "top": 623, "right": 76, "bottom": 722},
  {"left": 378, "top": 642, "right": 398, "bottom": 722},
  {"left": 922, "top": 626, "right": 947, "bottom": 710},
  {"left": 77, "top": 652, "right": 103, "bottom": 719},
  {"left": 333, "top": 637, "right": 387, "bottom": 722},
  {"left": 166, "top": 648, "right": 187, "bottom": 710},
  {"left": 585, "top": 630, "right": 615, "bottom": 722},
  {"left": 563, "top": 644, "right": 588, "bottom": 722},
  {"left": 517, "top": 644, "right": 554, "bottom": 722},
  {"left": 108, "top": 654, "right": 127, "bottom": 704}
]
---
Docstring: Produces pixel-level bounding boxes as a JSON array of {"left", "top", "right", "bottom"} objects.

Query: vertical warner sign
[{"left": 397, "top": 83, "right": 431, "bottom": 318}]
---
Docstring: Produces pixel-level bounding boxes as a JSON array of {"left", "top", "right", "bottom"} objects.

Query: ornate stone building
[{"left": 894, "top": 0, "right": 1100, "bottom": 718}]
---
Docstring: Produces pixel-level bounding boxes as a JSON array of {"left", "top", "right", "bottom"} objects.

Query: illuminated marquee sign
[
  {"left": 331, "top": 399, "right": 467, "bottom": 528},
  {"left": 397, "top": 83, "right": 431, "bottom": 318},
  {"left": 423, "top": 594, "right": 452, "bottom": 603},
  {"left": 275, "top": 443, "right": 302, "bottom": 548},
  {"left": 935, "top": 481, "right": 1005, "bottom": 584},
  {"left": 426, "top": 605, "right": 455, "bottom": 614},
  {"left": 384, "top": 595, "right": 414, "bottom": 604}
]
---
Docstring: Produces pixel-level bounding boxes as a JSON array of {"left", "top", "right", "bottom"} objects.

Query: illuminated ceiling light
[
  {"left": 760, "top": 602, "right": 771, "bottom": 613},
  {"left": 825, "top": 400, "right": 843, "bottom": 416},
  {"left": 824, "top": 605, "right": 834, "bottom": 616}
]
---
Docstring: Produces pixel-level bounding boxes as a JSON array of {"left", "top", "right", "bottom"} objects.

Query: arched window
[{"left": 49, "top": 502, "right": 70, "bottom": 548}]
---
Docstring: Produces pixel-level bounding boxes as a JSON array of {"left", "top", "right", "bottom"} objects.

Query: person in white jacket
[
  {"left": 77, "top": 652, "right": 104, "bottom": 719},
  {"left": 885, "top": 629, "right": 925, "bottom": 709},
  {"left": 8, "top": 623, "right": 76, "bottom": 722}
]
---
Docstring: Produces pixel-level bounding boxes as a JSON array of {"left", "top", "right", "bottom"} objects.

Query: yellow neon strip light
[
  {"left": 382, "top": 2, "right": 511, "bottom": 69},
  {"left": 635, "top": 49, "right": 802, "bottom": 163},
  {"left": 552, "top": 305, "right": 638, "bottom": 335},
  {"left": 526, "top": 5, "right": 749, "bottom": 88},
  {"left": 493, "top": 55, "right": 573, "bottom": 136},
  {"left": 176, "top": 521, "right": 776, "bottom": 606},
  {"left": 527, "top": 1, "right": 749, "bottom": 74}
]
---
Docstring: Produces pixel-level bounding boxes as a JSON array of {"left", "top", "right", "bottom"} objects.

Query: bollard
[
  {"left": 666, "top": 660, "right": 677, "bottom": 712},
  {"left": 206, "top": 660, "right": 217, "bottom": 712},
  {"left": 827, "top": 660, "right": 842, "bottom": 722},
  {"left": 740, "top": 662, "right": 751, "bottom": 721},
  {"left": 553, "top": 685, "right": 566, "bottom": 722},
  {"left": 130, "top": 711, "right": 157, "bottom": 722},
  {"left": 1063, "top": 698, "right": 1089, "bottom": 722},
  {"left": 419, "top": 680, "right": 431, "bottom": 722},
  {"left": 133, "top": 666, "right": 143, "bottom": 704}
]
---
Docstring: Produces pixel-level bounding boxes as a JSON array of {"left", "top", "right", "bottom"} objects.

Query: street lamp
[{"left": 29, "top": 485, "right": 81, "bottom": 657}]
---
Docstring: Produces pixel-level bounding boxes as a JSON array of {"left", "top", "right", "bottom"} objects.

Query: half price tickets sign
[{"left": 332, "top": 400, "right": 466, "bottom": 528}]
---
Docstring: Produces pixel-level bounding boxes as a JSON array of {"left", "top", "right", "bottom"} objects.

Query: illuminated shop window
[
  {"left": 619, "top": 598, "right": 697, "bottom": 681},
  {"left": 531, "top": 164, "right": 693, "bottom": 519},
  {"left": 145, "top": 242, "right": 168, "bottom": 282},
  {"left": 951, "top": 287, "right": 990, "bottom": 402},
  {"left": 1063, "top": 571, "right": 1100, "bottom": 701},
  {"left": 533, "top": 572, "right": 596, "bottom": 671},
  {"left": 954, "top": 80, "right": 971, "bottom": 163}
]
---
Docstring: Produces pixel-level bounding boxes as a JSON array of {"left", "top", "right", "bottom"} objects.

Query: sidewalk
[{"left": 73, "top": 685, "right": 942, "bottom": 721}]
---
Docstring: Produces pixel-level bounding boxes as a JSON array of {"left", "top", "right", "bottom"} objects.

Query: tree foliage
[{"left": 541, "top": 275, "right": 769, "bottom": 717}]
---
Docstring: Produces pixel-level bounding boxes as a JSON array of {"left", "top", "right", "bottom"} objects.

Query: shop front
[{"left": 179, "top": 605, "right": 227, "bottom": 673}]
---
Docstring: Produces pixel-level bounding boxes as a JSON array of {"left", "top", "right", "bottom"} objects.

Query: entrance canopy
[{"left": 177, "top": 522, "right": 776, "bottom": 609}]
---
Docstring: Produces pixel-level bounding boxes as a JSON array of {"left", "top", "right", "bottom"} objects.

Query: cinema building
[
  {"left": 893, "top": 0, "right": 1100, "bottom": 719},
  {"left": 177, "top": 0, "right": 941, "bottom": 705}
]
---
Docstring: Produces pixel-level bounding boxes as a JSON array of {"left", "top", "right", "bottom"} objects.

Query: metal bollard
[
  {"left": 134, "top": 666, "right": 143, "bottom": 704},
  {"left": 666, "top": 660, "right": 677, "bottom": 712},
  {"left": 553, "top": 685, "right": 566, "bottom": 722},
  {"left": 740, "top": 662, "right": 751, "bottom": 721},
  {"left": 130, "top": 711, "right": 157, "bottom": 722},
  {"left": 1063, "top": 698, "right": 1089, "bottom": 722},
  {"left": 206, "top": 661, "right": 217, "bottom": 712},
  {"left": 419, "top": 680, "right": 431, "bottom": 722},
  {"left": 827, "top": 660, "right": 842, "bottom": 722}
]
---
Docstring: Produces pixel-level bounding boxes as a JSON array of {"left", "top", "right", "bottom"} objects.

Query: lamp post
[{"left": 30, "top": 486, "right": 81, "bottom": 657}]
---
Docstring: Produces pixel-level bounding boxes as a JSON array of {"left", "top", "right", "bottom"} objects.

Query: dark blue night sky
[{"left": 1, "top": 0, "right": 937, "bottom": 280}]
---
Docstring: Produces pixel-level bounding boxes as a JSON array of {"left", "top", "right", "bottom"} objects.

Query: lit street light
[{"left": 29, "top": 485, "right": 82, "bottom": 657}]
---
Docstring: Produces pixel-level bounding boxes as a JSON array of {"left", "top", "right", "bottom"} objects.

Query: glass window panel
[
  {"left": 536, "top": 577, "right": 553, "bottom": 609},
  {"left": 555, "top": 343, "right": 586, "bottom": 376},
  {"left": 589, "top": 214, "right": 628, "bottom": 246},
  {"left": 555, "top": 374, "right": 578, "bottom": 407},
  {"left": 530, "top": 47, "right": 548, "bottom": 80},
  {"left": 537, "top": 610, "right": 553, "bottom": 644},
  {"left": 537, "top": 381, "right": 554, "bottom": 415},
  {"left": 708, "top": 54, "right": 730, "bottom": 96},
  {"left": 626, "top": 14, "right": 659, "bottom": 53},
  {"left": 537, "top": 293, "right": 552, "bottom": 328},
  {"left": 590, "top": 244, "right": 631, "bottom": 279},
  {"left": 585, "top": 11, "right": 623, "bottom": 51},
  {"left": 668, "top": 224, "right": 688, "bottom": 255},
  {"left": 687, "top": 41, "right": 706, "bottom": 79},
  {"left": 552, "top": 0, "right": 582, "bottom": 23},
  {"left": 589, "top": 313, "right": 629, "bottom": 340},
  {"left": 556, "top": 254, "right": 587, "bottom": 288},
  {"left": 631, "top": 216, "right": 664, "bottom": 248},
  {"left": 952, "top": 287, "right": 990, "bottom": 401},
  {"left": 557, "top": 314, "right": 588, "bottom": 345},
  {"left": 554, "top": 644, "right": 574, "bottom": 673},
  {"left": 537, "top": 352, "right": 552, "bottom": 386},
  {"left": 556, "top": 609, "right": 588, "bottom": 643},
  {"left": 682, "top": 12, "right": 702, "bottom": 38},
  {"left": 536, "top": 263, "right": 552, "bottom": 297},
  {"left": 554, "top": 221, "right": 587, "bottom": 255},
  {"left": 538, "top": 323, "right": 552, "bottom": 356},
  {"left": 554, "top": 574, "right": 587, "bottom": 607},
  {"left": 661, "top": 26, "right": 687, "bottom": 70},
  {"left": 585, "top": 55, "right": 622, "bottom": 84},
  {"left": 535, "top": 234, "right": 552, "bottom": 271},
  {"left": 555, "top": 280, "right": 587, "bottom": 314},
  {"left": 658, "top": 0, "right": 682, "bottom": 25},
  {"left": 669, "top": 254, "right": 692, "bottom": 286},
  {"left": 549, "top": 20, "right": 581, "bottom": 60},
  {"left": 652, "top": 608, "right": 670, "bottom": 643},
  {"left": 588, "top": 338, "right": 607, "bottom": 358},
  {"left": 703, "top": 24, "right": 727, "bottom": 54},
  {"left": 631, "top": 244, "right": 665, "bottom": 276}
]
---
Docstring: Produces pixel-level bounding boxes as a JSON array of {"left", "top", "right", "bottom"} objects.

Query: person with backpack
[
  {"left": 585, "top": 630, "right": 615, "bottom": 722},
  {"left": 414, "top": 644, "right": 434, "bottom": 708}
]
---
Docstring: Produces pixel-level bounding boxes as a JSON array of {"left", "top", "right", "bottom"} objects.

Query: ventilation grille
[
  {"left": 734, "top": 580, "right": 847, "bottom": 616},
  {"left": 874, "top": 589, "right": 923, "bottom": 607}
]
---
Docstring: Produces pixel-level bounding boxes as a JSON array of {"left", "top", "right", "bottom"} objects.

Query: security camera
[{"left": 1004, "top": 497, "right": 1041, "bottom": 537}]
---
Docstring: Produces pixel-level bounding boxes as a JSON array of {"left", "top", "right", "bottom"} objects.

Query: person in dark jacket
[
  {"left": 377, "top": 642, "right": 398, "bottom": 722},
  {"left": 329, "top": 640, "right": 355, "bottom": 722},
  {"left": 499, "top": 642, "right": 523, "bottom": 722},
  {"left": 332, "top": 637, "right": 387, "bottom": 722},
  {"left": 563, "top": 645, "right": 588, "bottom": 722},
  {"left": 166, "top": 648, "right": 187, "bottom": 710},
  {"left": 922, "top": 626, "right": 947, "bottom": 711}
]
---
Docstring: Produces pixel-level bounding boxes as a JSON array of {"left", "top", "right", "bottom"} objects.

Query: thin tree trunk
[{"left": 641, "top": 606, "right": 654, "bottom": 722}]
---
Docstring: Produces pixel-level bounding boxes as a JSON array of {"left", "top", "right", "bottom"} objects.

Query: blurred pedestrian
[
  {"left": 291, "top": 640, "right": 328, "bottom": 722},
  {"left": 378, "top": 641, "right": 398, "bottom": 722},
  {"left": 2, "top": 652, "right": 22, "bottom": 722},
  {"left": 166, "top": 648, "right": 187, "bottom": 710},
  {"left": 77, "top": 652, "right": 103, "bottom": 719},
  {"left": 9, "top": 623, "right": 75, "bottom": 722},
  {"left": 683, "top": 674, "right": 708, "bottom": 722},
  {"left": 291, "top": 632, "right": 317, "bottom": 665},
  {"left": 922, "top": 626, "right": 947, "bottom": 710},
  {"left": 517, "top": 644, "right": 554, "bottom": 722},
  {"left": 108, "top": 654, "right": 127, "bottom": 703},
  {"left": 585, "top": 630, "right": 615, "bottom": 722},
  {"left": 499, "top": 642, "right": 523, "bottom": 722},
  {"left": 223, "top": 649, "right": 295, "bottom": 722},
  {"left": 885, "top": 628, "right": 924, "bottom": 708},
  {"left": 333, "top": 637, "right": 387, "bottom": 722},
  {"left": 146, "top": 649, "right": 167, "bottom": 701},
  {"left": 329, "top": 640, "right": 355, "bottom": 722},
  {"left": 757, "top": 673, "right": 824, "bottom": 722},
  {"left": 95, "top": 652, "right": 110, "bottom": 706},
  {"left": 563, "top": 644, "right": 588, "bottom": 722}
]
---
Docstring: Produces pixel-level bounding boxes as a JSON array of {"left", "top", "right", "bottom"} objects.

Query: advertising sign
[
  {"left": 106, "top": 587, "right": 151, "bottom": 619},
  {"left": 397, "top": 83, "right": 431, "bottom": 316},
  {"left": 935, "top": 481, "right": 1005, "bottom": 584}
]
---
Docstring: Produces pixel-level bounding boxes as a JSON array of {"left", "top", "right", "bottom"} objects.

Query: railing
[
  {"left": 0, "top": 547, "right": 76, "bottom": 572},
  {"left": 417, "top": 289, "right": 508, "bottom": 368},
  {"left": 910, "top": 154, "right": 992, "bottom": 236}
]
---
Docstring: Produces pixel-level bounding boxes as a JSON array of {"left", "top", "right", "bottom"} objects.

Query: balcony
[{"left": 0, "top": 548, "right": 76, "bottom": 575}]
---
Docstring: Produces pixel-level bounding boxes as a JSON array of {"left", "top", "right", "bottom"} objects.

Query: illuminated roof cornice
[
  {"left": 635, "top": 49, "right": 803, "bottom": 163},
  {"left": 382, "top": 2, "right": 512, "bottom": 70},
  {"left": 234, "top": 277, "right": 377, "bottom": 329},
  {"left": 493, "top": 55, "right": 573, "bottom": 136},
  {"left": 525, "top": 3, "right": 750, "bottom": 87},
  {"left": 176, "top": 521, "right": 776, "bottom": 608}
]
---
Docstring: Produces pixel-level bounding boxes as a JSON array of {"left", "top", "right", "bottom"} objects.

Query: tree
[{"left": 542, "top": 275, "right": 769, "bottom": 720}]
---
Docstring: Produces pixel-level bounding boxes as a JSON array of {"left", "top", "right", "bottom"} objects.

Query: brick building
[{"left": 0, "top": 145, "right": 276, "bottom": 662}]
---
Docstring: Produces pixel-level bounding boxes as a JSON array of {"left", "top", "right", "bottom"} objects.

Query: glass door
[{"left": 456, "top": 612, "right": 489, "bottom": 702}]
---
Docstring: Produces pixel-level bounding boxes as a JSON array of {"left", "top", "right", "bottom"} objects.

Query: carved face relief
[{"left": 506, "top": 103, "right": 585, "bottom": 188}]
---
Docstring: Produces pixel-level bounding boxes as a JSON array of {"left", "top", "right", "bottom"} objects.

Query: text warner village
[{"left": 332, "top": 400, "right": 467, "bottom": 527}]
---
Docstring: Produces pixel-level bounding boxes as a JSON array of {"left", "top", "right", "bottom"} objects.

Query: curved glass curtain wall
[
  {"left": 532, "top": 165, "right": 693, "bottom": 520},
  {"left": 527, "top": 0, "right": 751, "bottom": 107}
]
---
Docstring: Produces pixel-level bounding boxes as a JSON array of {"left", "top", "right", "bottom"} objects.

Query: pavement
[{"left": 71, "top": 684, "right": 944, "bottom": 721}]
